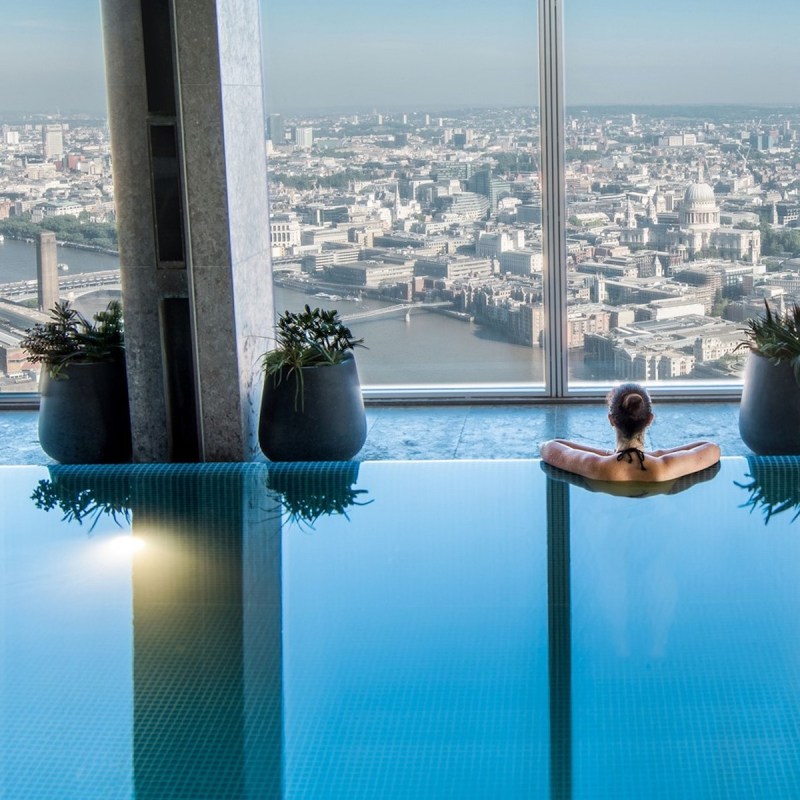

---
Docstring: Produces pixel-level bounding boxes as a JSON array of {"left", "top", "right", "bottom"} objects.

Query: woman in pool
[{"left": 539, "top": 383, "right": 721, "bottom": 483}]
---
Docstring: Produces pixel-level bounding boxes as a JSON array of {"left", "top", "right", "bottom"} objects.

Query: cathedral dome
[
  {"left": 680, "top": 177, "right": 720, "bottom": 237},
  {"left": 683, "top": 181, "right": 716, "bottom": 208}
]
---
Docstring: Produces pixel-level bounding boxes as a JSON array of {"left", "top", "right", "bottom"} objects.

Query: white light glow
[{"left": 104, "top": 535, "right": 147, "bottom": 559}]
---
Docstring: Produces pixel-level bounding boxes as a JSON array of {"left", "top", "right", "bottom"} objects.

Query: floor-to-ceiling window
[
  {"left": 563, "top": 0, "right": 800, "bottom": 393},
  {"left": 260, "top": 0, "right": 545, "bottom": 396},
  {"left": 4, "top": 1, "right": 800, "bottom": 402},
  {"left": 0, "top": 2, "right": 116, "bottom": 396}
]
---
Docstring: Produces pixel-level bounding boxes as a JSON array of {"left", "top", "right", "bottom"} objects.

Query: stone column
[{"left": 100, "top": 0, "right": 273, "bottom": 462}]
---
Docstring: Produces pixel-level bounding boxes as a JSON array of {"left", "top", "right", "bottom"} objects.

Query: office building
[
  {"left": 267, "top": 114, "right": 285, "bottom": 143},
  {"left": 42, "top": 124, "right": 64, "bottom": 160},
  {"left": 294, "top": 126, "right": 313, "bottom": 148}
]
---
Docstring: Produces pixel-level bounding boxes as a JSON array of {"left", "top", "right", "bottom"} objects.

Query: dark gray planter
[
  {"left": 258, "top": 353, "right": 367, "bottom": 461},
  {"left": 739, "top": 350, "right": 800, "bottom": 454},
  {"left": 38, "top": 358, "right": 132, "bottom": 464}
]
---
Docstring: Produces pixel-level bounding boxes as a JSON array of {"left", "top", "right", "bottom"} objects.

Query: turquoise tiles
[{"left": 2, "top": 458, "right": 800, "bottom": 798}]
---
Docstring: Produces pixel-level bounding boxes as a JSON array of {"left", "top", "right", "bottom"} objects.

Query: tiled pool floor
[
  {"left": 0, "top": 402, "right": 746, "bottom": 464},
  {"left": 3, "top": 457, "right": 800, "bottom": 798}
]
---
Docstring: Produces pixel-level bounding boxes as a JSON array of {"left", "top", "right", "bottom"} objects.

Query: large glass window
[
  {"left": 0, "top": 2, "right": 116, "bottom": 394},
  {"left": 261, "top": 0, "right": 543, "bottom": 393},
  {"left": 564, "top": 0, "right": 800, "bottom": 390},
  {"left": 7, "top": 1, "right": 798, "bottom": 400}
]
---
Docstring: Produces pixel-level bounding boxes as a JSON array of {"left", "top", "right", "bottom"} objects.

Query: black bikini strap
[{"left": 616, "top": 447, "right": 647, "bottom": 471}]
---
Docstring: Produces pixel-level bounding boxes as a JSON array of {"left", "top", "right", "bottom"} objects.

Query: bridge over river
[
  {"left": 340, "top": 301, "right": 453, "bottom": 322},
  {"left": 0, "top": 269, "right": 121, "bottom": 302},
  {"left": 0, "top": 272, "right": 454, "bottom": 323}
]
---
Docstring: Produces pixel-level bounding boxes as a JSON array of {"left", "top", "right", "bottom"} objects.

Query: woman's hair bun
[
  {"left": 623, "top": 393, "right": 644, "bottom": 411},
  {"left": 607, "top": 383, "right": 652, "bottom": 438}
]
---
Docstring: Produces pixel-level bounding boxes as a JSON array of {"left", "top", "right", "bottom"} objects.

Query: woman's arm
[
  {"left": 646, "top": 442, "right": 721, "bottom": 481},
  {"left": 649, "top": 441, "right": 716, "bottom": 457},
  {"left": 545, "top": 439, "right": 610, "bottom": 456},
  {"left": 539, "top": 440, "right": 611, "bottom": 479}
]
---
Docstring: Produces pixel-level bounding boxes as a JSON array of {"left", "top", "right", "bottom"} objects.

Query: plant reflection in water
[
  {"left": 31, "top": 462, "right": 373, "bottom": 534},
  {"left": 31, "top": 467, "right": 133, "bottom": 531},
  {"left": 266, "top": 461, "right": 372, "bottom": 530},
  {"left": 736, "top": 456, "right": 800, "bottom": 524}
]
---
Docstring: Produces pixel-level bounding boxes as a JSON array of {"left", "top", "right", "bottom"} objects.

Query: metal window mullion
[{"left": 539, "top": 0, "right": 568, "bottom": 398}]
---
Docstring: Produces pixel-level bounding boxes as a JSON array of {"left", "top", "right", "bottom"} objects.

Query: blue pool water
[{"left": 1, "top": 458, "right": 799, "bottom": 799}]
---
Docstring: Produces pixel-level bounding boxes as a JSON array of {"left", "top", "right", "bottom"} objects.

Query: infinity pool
[{"left": 1, "top": 457, "right": 799, "bottom": 799}]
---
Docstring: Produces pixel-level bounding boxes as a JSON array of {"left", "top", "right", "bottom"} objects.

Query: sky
[
  {"left": 0, "top": 1, "right": 107, "bottom": 115},
  {"left": 1, "top": 0, "right": 800, "bottom": 116}
]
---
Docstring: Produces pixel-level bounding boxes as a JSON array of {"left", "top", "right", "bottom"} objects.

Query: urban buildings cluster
[
  {"left": 0, "top": 119, "right": 116, "bottom": 388},
  {"left": 265, "top": 106, "right": 800, "bottom": 381},
  {"left": 4, "top": 107, "right": 800, "bottom": 388},
  {"left": 0, "top": 120, "right": 115, "bottom": 223}
]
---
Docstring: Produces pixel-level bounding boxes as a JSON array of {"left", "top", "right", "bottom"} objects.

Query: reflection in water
[
  {"left": 546, "top": 475, "right": 572, "bottom": 800},
  {"left": 540, "top": 460, "right": 720, "bottom": 498},
  {"left": 27, "top": 463, "right": 371, "bottom": 798},
  {"left": 266, "top": 461, "right": 371, "bottom": 528},
  {"left": 30, "top": 466, "right": 133, "bottom": 530},
  {"left": 736, "top": 456, "right": 800, "bottom": 524},
  {"left": 130, "top": 466, "right": 281, "bottom": 799},
  {"left": 19, "top": 458, "right": 800, "bottom": 797},
  {"left": 29, "top": 464, "right": 283, "bottom": 799}
]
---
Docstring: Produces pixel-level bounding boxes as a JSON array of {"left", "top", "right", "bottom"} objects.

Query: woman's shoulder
[
  {"left": 539, "top": 439, "right": 720, "bottom": 483},
  {"left": 645, "top": 442, "right": 721, "bottom": 482}
]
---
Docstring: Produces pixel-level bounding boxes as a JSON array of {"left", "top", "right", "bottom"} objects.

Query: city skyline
[
  {"left": 3, "top": 1, "right": 800, "bottom": 115},
  {"left": 4, "top": 99, "right": 800, "bottom": 389}
]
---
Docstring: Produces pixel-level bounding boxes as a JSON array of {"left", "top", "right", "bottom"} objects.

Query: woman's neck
[{"left": 615, "top": 433, "right": 646, "bottom": 452}]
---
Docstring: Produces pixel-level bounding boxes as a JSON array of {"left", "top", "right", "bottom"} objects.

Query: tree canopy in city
[{"left": 0, "top": 215, "right": 118, "bottom": 252}]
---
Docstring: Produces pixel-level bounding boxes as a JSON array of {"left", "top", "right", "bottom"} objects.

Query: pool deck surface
[{"left": 0, "top": 402, "right": 748, "bottom": 464}]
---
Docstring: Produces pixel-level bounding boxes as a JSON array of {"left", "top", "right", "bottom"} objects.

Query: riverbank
[{"left": 0, "top": 233, "right": 118, "bottom": 257}]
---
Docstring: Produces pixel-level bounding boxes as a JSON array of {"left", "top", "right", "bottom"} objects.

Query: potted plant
[
  {"left": 21, "top": 300, "right": 132, "bottom": 463},
  {"left": 258, "top": 305, "right": 367, "bottom": 461},
  {"left": 736, "top": 299, "right": 800, "bottom": 454}
]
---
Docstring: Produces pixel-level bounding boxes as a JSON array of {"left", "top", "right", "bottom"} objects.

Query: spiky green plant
[
  {"left": 736, "top": 299, "right": 800, "bottom": 384},
  {"left": 260, "top": 305, "right": 365, "bottom": 409},
  {"left": 20, "top": 300, "right": 125, "bottom": 379}
]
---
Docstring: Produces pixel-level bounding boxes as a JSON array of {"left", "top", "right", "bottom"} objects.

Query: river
[
  {"left": 0, "top": 239, "right": 568, "bottom": 385},
  {"left": 0, "top": 238, "right": 120, "bottom": 282},
  {"left": 273, "top": 286, "right": 547, "bottom": 385}
]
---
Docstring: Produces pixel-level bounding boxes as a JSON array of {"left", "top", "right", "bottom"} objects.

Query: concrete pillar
[
  {"left": 100, "top": 0, "right": 273, "bottom": 462},
  {"left": 36, "top": 231, "right": 59, "bottom": 312}
]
